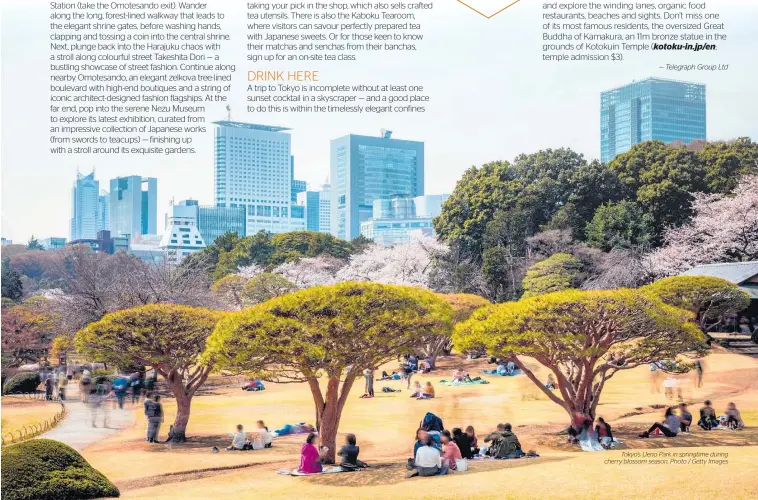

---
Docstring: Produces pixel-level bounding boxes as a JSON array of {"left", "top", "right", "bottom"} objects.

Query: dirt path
[{"left": 40, "top": 383, "right": 137, "bottom": 451}]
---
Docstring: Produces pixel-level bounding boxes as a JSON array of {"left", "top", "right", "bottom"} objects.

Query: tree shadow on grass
[{"left": 302, "top": 456, "right": 567, "bottom": 487}]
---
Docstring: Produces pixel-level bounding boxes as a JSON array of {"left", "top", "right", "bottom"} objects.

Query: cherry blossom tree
[
  {"left": 335, "top": 236, "right": 448, "bottom": 287},
  {"left": 273, "top": 255, "right": 344, "bottom": 288},
  {"left": 646, "top": 176, "right": 758, "bottom": 276}
]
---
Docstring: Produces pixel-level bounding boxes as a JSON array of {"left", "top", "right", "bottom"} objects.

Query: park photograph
[{"left": 2, "top": 137, "right": 758, "bottom": 499}]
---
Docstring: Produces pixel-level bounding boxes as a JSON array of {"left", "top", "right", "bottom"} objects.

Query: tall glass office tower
[
  {"left": 330, "top": 131, "right": 424, "bottom": 240},
  {"left": 213, "top": 121, "right": 294, "bottom": 235},
  {"left": 600, "top": 78, "right": 706, "bottom": 163},
  {"left": 71, "top": 171, "right": 108, "bottom": 240},
  {"left": 109, "top": 176, "right": 158, "bottom": 239}
]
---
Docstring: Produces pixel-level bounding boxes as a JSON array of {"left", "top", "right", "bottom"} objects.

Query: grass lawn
[
  {"left": 76, "top": 348, "right": 758, "bottom": 499},
  {"left": 1, "top": 397, "right": 64, "bottom": 441}
]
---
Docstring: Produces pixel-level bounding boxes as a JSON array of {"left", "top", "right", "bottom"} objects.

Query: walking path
[{"left": 40, "top": 383, "right": 137, "bottom": 451}]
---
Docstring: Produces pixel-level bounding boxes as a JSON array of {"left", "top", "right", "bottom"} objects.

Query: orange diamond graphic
[{"left": 457, "top": 0, "right": 522, "bottom": 18}]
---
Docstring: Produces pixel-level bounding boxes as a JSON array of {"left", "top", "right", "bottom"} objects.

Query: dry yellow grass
[
  {"left": 76, "top": 349, "right": 758, "bottom": 499},
  {"left": 1, "top": 397, "right": 64, "bottom": 441}
]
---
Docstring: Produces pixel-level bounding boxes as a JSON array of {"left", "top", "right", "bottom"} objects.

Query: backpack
[
  {"left": 145, "top": 401, "right": 156, "bottom": 417},
  {"left": 420, "top": 412, "right": 444, "bottom": 432}
]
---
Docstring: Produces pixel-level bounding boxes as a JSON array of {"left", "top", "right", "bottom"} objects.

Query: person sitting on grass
[
  {"left": 338, "top": 433, "right": 364, "bottom": 471},
  {"left": 639, "top": 407, "right": 680, "bottom": 438},
  {"left": 227, "top": 424, "right": 249, "bottom": 451},
  {"left": 466, "top": 426, "right": 479, "bottom": 455},
  {"left": 410, "top": 381, "right": 423, "bottom": 398},
  {"left": 485, "top": 423, "right": 523, "bottom": 458},
  {"left": 698, "top": 400, "right": 719, "bottom": 430},
  {"left": 679, "top": 403, "right": 693, "bottom": 432},
  {"left": 407, "top": 436, "right": 447, "bottom": 477},
  {"left": 255, "top": 420, "right": 273, "bottom": 448},
  {"left": 595, "top": 417, "right": 613, "bottom": 448},
  {"left": 413, "top": 428, "right": 429, "bottom": 457},
  {"left": 545, "top": 374, "right": 556, "bottom": 390},
  {"left": 440, "top": 430, "right": 463, "bottom": 470},
  {"left": 725, "top": 402, "right": 744, "bottom": 430},
  {"left": 452, "top": 428, "right": 474, "bottom": 459},
  {"left": 298, "top": 433, "right": 323, "bottom": 474},
  {"left": 417, "top": 381, "right": 435, "bottom": 399}
]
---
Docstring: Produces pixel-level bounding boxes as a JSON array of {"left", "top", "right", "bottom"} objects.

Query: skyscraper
[
  {"left": 214, "top": 121, "right": 295, "bottom": 235},
  {"left": 71, "top": 171, "right": 108, "bottom": 240},
  {"left": 330, "top": 131, "right": 424, "bottom": 240},
  {"left": 109, "top": 176, "right": 157, "bottom": 239},
  {"left": 600, "top": 77, "right": 706, "bottom": 163}
]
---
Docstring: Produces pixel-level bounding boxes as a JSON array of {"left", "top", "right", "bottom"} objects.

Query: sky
[{"left": 2, "top": 0, "right": 757, "bottom": 243}]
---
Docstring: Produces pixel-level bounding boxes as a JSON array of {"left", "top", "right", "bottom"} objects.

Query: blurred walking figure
[
  {"left": 649, "top": 362, "right": 661, "bottom": 393},
  {"left": 79, "top": 370, "right": 91, "bottom": 403},
  {"left": 90, "top": 383, "right": 110, "bottom": 428},
  {"left": 112, "top": 374, "right": 129, "bottom": 409},
  {"left": 144, "top": 394, "right": 164, "bottom": 443},
  {"left": 694, "top": 359, "right": 704, "bottom": 388},
  {"left": 363, "top": 368, "right": 374, "bottom": 398},
  {"left": 44, "top": 373, "right": 55, "bottom": 401}
]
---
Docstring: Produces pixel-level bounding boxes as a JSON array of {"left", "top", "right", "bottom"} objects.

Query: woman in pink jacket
[
  {"left": 298, "top": 433, "right": 323, "bottom": 474},
  {"left": 440, "top": 430, "right": 462, "bottom": 470}
]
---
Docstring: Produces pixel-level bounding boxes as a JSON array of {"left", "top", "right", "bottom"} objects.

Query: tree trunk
[
  {"left": 318, "top": 402, "right": 341, "bottom": 464},
  {"left": 170, "top": 393, "right": 192, "bottom": 442}
]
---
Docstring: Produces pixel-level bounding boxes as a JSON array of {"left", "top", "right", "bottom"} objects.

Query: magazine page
[{"left": 1, "top": 1, "right": 757, "bottom": 498}]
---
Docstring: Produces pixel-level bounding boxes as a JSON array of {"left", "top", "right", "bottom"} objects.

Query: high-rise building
[
  {"left": 109, "top": 176, "right": 157, "bottom": 240},
  {"left": 198, "top": 205, "right": 247, "bottom": 244},
  {"left": 167, "top": 199, "right": 247, "bottom": 247},
  {"left": 360, "top": 195, "right": 435, "bottom": 246},
  {"left": 330, "top": 130, "right": 424, "bottom": 240},
  {"left": 159, "top": 201, "right": 206, "bottom": 266},
  {"left": 71, "top": 171, "right": 108, "bottom": 240},
  {"left": 413, "top": 194, "right": 450, "bottom": 218},
  {"left": 40, "top": 237, "right": 67, "bottom": 250},
  {"left": 318, "top": 183, "right": 331, "bottom": 234},
  {"left": 600, "top": 77, "right": 706, "bottom": 163},
  {"left": 97, "top": 190, "right": 110, "bottom": 231},
  {"left": 297, "top": 190, "right": 321, "bottom": 232},
  {"left": 214, "top": 121, "right": 297, "bottom": 235}
]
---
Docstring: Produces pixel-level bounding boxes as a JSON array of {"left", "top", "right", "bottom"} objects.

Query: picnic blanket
[
  {"left": 482, "top": 369, "right": 522, "bottom": 376},
  {"left": 277, "top": 466, "right": 350, "bottom": 476},
  {"left": 439, "top": 378, "right": 489, "bottom": 386}
]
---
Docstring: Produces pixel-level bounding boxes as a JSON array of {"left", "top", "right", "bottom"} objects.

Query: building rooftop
[
  {"left": 213, "top": 121, "right": 291, "bottom": 132},
  {"left": 681, "top": 261, "right": 758, "bottom": 300},
  {"left": 602, "top": 77, "right": 706, "bottom": 94}
]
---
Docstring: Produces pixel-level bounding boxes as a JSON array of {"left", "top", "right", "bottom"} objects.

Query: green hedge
[
  {"left": 2, "top": 372, "right": 41, "bottom": 394},
  {"left": 1, "top": 439, "right": 119, "bottom": 500}
]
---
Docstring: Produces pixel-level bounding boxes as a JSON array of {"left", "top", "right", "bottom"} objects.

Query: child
[{"left": 227, "top": 424, "right": 249, "bottom": 451}]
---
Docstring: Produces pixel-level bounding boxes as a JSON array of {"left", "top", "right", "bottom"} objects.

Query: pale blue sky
[{"left": 2, "top": 0, "right": 757, "bottom": 242}]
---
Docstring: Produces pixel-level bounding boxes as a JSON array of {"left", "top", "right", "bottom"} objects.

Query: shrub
[
  {"left": 2, "top": 372, "right": 41, "bottom": 394},
  {"left": 1, "top": 439, "right": 120, "bottom": 500}
]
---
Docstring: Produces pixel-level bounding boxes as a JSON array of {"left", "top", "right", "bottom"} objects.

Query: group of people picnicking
[
  {"left": 407, "top": 413, "right": 532, "bottom": 477},
  {"left": 638, "top": 400, "right": 744, "bottom": 438}
]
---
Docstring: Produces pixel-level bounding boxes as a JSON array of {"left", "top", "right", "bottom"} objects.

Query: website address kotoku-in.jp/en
[{"left": 651, "top": 42, "right": 716, "bottom": 51}]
